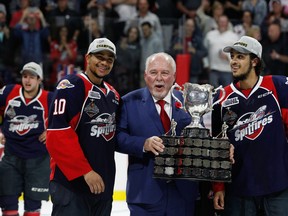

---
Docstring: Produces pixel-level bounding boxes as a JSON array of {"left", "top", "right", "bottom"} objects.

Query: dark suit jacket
[{"left": 116, "top": 87, "right": 199, "bottom": 205}]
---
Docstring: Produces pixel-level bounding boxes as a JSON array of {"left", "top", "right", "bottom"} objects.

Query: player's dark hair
[{"left": 250, "top": 53, "right": 264, "bottom": 76}]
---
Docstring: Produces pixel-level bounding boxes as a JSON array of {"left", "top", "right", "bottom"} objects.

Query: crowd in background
[{"left": 0, "top": 0, "right": 288, "bottom": 94}]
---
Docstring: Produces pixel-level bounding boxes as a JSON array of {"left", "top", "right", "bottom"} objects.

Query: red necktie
[{"left": 157, "top": 100, "right": 171, "bottom": 133}]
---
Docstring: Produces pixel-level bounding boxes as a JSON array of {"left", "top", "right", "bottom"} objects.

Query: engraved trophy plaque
[{"left": 153, "top": 83, "right": 232, "bottom": 182}]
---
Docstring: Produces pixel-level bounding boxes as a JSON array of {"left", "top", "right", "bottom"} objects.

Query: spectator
[
  {"left": 202, "top": 1, "right": 234, "bottom": 36},
  {"left": 222, "top": 0, "right": 243, "bottom": 22},
  {"left": 246, "top": 25, "right": 262, "bottom": 40},
  {"left": 139, "top": 21, "right": 164, "bottom": 87},
  {"left": 111, "top": 0, "right": 137, "bottom": 43},
  {"left": 49, "top": 25, "right": 78, "bottom": 87},
  {"left": 0, "top": 1, "right": 10, "bottom": 23},
  {"left": 152, "top": 0, "right": 180, "bottom": 51},
  {"left": 111, "top": 26, "right": 141, "bottom": 95},
  {"left": 176, "top": 0, "right": 202, "bottom": 19},
  {"left": 47, "top": 0, "right": 82, "bottom": 43},
  {"left": 242, "top": 0, "right": 268, "bottom": 25},
  {"left": 0, "top": 4, "right": 17, "bottom": 86},
  {"left": 9, "top": 0, "right": 42, "bottom": 29},
  {"left": 233, "top": 10, "right": 259, "bottom": 38},
  {"left": 268, "top": 0, "right": 288, "bottom": 15},
  {"left": 0, "top": 62, "right": 52, "bottom": 216},
  {"left": 196, "top": 0, "right": 212, "bottom": 33},
  {"left": 125, "top": 0, "right": 163, "bottom": 41},
  {"left": 261, "top": 21, "right": 288, "bottom": 76},
  {"left": 13, "top": 7, "right": 50, "bottom": 67},
  {"left": 261, "top": 0, "right": 288, "bottom": 38},
  {"left": 78, "top": 15, "right": 105, "bottom": 60},
  {"left": 39, "top": 0, "right": 58, "bottom": 17},
  {"left": 79, "top": 0, "right": 118, "bottom": 42},
  {"left": 203, "top": 15, "right": 239, "bottom": 87},
  {"left": 170, "top": 18, "right": 208, "bottom": 83}
]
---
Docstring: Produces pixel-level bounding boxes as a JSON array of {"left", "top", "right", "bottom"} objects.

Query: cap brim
[
  {"left": 223, "top": 46, "right": 251, "bottom": 54},
  {"left": 20, "top": 69, "right": 39, "bottom": 77},
  {"left": 89, "top": 48, "right": 116, "bottom": 58}
]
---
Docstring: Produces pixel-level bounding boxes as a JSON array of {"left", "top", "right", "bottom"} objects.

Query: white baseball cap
[
  {"left": 223, "top": 36, "right": 262, "bottom": 59},
  {"left": 20, "top": 62, "right": 43, "bottom": 80},
  {"left": 87, "top": 38, "right": 116, "bottom": 58}
]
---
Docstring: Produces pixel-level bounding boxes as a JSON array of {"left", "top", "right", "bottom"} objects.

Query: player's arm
[
  {"left": 211, "top": 91, "right": 226, "bottom": 210},
  {"left": 47, "top": 78, "right": 92, "bottom": 180},
  {"left": 213, "top": 182, "right": 225, "bottom": 210}
]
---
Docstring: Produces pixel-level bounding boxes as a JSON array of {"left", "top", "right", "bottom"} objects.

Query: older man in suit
[{"left": 116, "top": 52, "right": 199, "bottom": 216}]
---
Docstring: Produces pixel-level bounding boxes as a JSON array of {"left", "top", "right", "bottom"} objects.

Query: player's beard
[
  {"left": 91, "top": 65, "right": 110, "bottom": 79},
  {"left": 91, "top": 71, "right": 105, "bottom": 79},
  {"left": 233, "top": 61, "right": 252, "bottom": 81}
]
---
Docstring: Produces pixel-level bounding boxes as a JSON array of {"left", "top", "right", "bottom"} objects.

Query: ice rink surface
[{"left": 0, "top": 200, "right": 130, "bottom": 216}]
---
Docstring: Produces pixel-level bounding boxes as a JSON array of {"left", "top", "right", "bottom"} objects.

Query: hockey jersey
[
  {"left": 47, "top": 73, "right": 120, "bottom": 199},
  {"left": 212, "top": 75, "right": 288, "bottom": 196},
  {"left": 0, "top": 84, "right": 52, "bottom": 159}
]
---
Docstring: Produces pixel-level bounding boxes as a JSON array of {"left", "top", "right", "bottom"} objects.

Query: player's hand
[
  {"left": 214, "top": 191, "right": 225, "bottom": 210},
  {"left": 143, "top": 136, "right": 165, "bottom": 155},
  {"left": 39, "top": 130, "right": 47, "bottom": 144},
  {"left": 0, "top": 132, "right": 6, "bottom": 145},
  {"left": 229, "top": 144, "right": 235, "bottom": 164},
  {"left": 84, "top": 170, "right": 105, "bottom": 194}
]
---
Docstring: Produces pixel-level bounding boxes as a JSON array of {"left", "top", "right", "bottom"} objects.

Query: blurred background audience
[
  {"left": 0, "top": 0, "right": 286, "bottom": 93},
  {"left": 0, "top": 1, "right": 287, "bottom": 216}
]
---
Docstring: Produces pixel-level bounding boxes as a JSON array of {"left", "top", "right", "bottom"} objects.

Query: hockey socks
[
  {"left": 2, "top": 210, "right": 19, "bottom": 216},
  {"left": 23, "top": 211, "right": 40, "bottom": 216}
]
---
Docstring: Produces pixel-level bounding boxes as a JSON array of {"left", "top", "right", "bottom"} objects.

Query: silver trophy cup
[{"left": 172, "top": 83, "right": 225, "bottom": 128}]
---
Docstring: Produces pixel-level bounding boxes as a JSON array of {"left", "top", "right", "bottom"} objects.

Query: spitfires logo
[
  {"left": 56, "top": 79, "right": 75, "bottom": 90},
  {"left": 8, "top": 115, "right": 40, "bottom": 135},
  {"left": 89, "top": 113, "right": 116, "bottom": 141},
  {"left": 233, "top": 105, "right": 273, "bottom": 141}
]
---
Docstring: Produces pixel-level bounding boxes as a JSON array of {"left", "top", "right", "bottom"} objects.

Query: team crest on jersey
[
  {"left": 56, "top": 79, "right": 75, "bottom": 90},
  {"left": 8, "top": 114, "right": 40, "bottom": 135},
  {"left": 6, "top": 107, "right": 16, "bottom": 119},
  {"left": 84, "top": 100, "right": 99, "bottom": 118},
  {"left": 232, "top": 105, "right": 274, "bottom": 141},
  {"left": 89, "top": 113, "right": 116, "bottom": 141}
]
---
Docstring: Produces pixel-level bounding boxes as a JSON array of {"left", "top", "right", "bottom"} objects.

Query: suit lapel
[{"left": 142, "top": 88, "right": 164, "bottom": 133}]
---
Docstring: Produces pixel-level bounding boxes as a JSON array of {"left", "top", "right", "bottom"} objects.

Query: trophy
[
  {"left": 171, "top": 83, "right": 225, "bottom": 138},
  {"left": 153, "top": 83, "right": 232, "bottom": 182}
]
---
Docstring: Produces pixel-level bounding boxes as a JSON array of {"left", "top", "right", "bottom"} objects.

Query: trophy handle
[
  {"left": 171, "top": 83, "right": 183, "bottom": 107},
  {"left": 212, "top": 85, "right": 225, "bottom": 107}
]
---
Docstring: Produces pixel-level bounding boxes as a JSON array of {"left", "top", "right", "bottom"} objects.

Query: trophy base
[
  {"left": 153, "top": 135, "right": 232, "bottom": 182},
  {"left": 182, "top": 127, "right": 210, "bottom": 138}
]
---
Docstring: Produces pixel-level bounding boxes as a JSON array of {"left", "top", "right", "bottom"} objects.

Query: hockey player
[
  {"left": 0, "top": 62, "right": 52, "bottom": 216},
  {"left": 212, "top": 36, "right": 288, "bottom": 215},
  {"left": 46, "top": 38, "right": 120, "bottom": 216}
]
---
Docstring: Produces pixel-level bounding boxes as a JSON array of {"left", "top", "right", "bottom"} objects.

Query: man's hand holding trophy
[{"left": 153, "top": 82, "right": 233, "bottom": 182}]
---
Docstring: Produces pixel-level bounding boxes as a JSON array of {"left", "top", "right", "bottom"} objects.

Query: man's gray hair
[{"left": 145, "top": 52, "right": 176, "bottom": 74}]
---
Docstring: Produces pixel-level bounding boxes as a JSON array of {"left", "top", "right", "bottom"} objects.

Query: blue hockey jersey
[
  {"left": 47, "top": 73, "right": 120, "bottom": 199},
  {"left": 212, "top": 75, "right": 288, "bottom": 196},
  {"left": 0, "top": 84, "right": 52, "bottom": 159}
]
